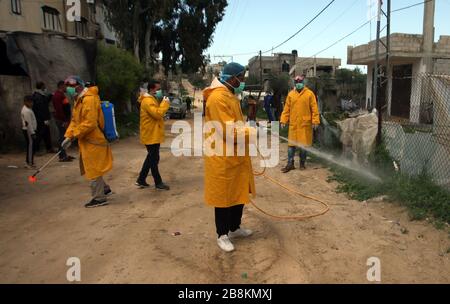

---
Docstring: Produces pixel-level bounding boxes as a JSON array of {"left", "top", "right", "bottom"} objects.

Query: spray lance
[{"left": 28, "top": 150, "right": 63, "bottom": 183}]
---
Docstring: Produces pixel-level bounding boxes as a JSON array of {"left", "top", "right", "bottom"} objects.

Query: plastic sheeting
[
  {"left": 337, "top": 111, "right": 378, "bottom": 164},
  {"left": 2, "top": 32, "right": 96, "bottom": 91}
]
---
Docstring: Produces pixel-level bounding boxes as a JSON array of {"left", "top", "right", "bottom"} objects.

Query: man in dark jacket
[
  {"left": 32, "top": 82, "right": 55, "bottom": 153},
  {"left": 52, "top": 80, "right": 74, "bottom": 161}
]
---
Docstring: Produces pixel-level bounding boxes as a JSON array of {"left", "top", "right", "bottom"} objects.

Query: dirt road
[{"left": 0, "top": 116, "right": 449, "bottom": 283}]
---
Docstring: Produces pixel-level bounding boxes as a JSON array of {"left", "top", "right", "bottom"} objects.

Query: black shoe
[
  {"left": 59, "top": 157, "right": 73, "bottom": 162},
  {"left": 156, "top": 183, "right": 170, "bottom": 191},
  {"left": 85, "top": 199, "right": 109, "bottom": 208},
  {"left": 104, "top": 186, "right": 112, "bottom": 196},
  {"left": 135, "top": 181, "right": 150, "bottom": 188},
  {"left": 281, "top": 163, "right": 295, "bottom": 173}
]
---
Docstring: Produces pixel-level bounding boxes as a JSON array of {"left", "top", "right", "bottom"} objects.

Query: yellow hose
[{"left": 250, "top": 148, "right": 330, "bottom": 221}]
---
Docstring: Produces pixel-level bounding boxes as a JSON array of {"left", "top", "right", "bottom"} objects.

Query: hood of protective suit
[
  {"left": 203, "top": 77, "right": 227, "bottom": 101},
  {"left": 85, "top": 86, "right": 99, "bottom": 96}
]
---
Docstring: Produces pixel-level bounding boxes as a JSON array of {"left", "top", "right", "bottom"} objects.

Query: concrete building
[
  {"left": 248, "top": 51, "right": 341, "bottom": 82},
  {"left": 95, "top": 0, "right": 119, "bottom": 45},
  {"left": 347, "top": 0, "right": 450, "bottom": 122},
  {"left": 292, "top": 57, "right": 341, "bottom": 78},
  {"left": 0, "top": 0, "right": 97, "bottom": 38},
  {"left": 248, "top": 51, "right": 298, "bottom": 82}
]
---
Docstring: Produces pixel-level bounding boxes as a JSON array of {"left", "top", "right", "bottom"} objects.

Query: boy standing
[{"left": 21, "top": 95, "right": 37, "bottom": 168}]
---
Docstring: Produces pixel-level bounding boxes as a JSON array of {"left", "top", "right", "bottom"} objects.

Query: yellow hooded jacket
[
  {"left": 281, "top": 87, "right": 320, "bottom": 147},
  {"left": 139, "top": 93, "right": 169, "bottom": 145},
  {"left": 203, "top": 78, "right": 256, "bottom": 208},
  {"left": 65, "top": 86, "right": 113, "bottom": 180}
]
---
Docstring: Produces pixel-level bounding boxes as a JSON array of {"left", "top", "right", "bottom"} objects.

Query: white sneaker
[
  {"left": 217, "top": 235, "right": 235, "bottom": 252},
  {"left": 228, "top": 228, "right": 253, "bottom": 239}
]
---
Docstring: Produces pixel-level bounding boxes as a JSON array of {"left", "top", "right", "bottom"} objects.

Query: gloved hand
[
  {"left": 44, "top": 120, "right": 50, "bottom": 126},
  {"left": 162, "top": 96, "right": 170, "bottom": 104},
  {"left": 281, "top": 123, "right": 287, "bottom": 129},
  {"left": 61, "top": 137, "right": 73, "bottom": 150},
  {"left": 313, "top": 124, "right": 319, "bottom": 131}
]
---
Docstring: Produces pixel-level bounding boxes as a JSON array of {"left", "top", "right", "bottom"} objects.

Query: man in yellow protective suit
[
  {"left": 203, "top": 62, "right": 256, "bottom": 252},
  {"left": 135, "top": 80, "right": 171, "bottom": 191},
  {"left": 62, "top": 76, "right": 113, "bottom": 208},
  {"left": 280, "top": 75, "right": 320, "bottom": 173}
]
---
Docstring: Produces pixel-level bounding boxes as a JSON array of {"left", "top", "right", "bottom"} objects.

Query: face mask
[
  {"left": 295, "top": 83, "right": 305, "bottom": 91},
  {"left": 155, "top": 90, "right": 163, "bottom": 99},
  {"left": 66, "top": 87, "right": 76, "bottom": 97},
  {"left": 226, "top": 77, "right": 245, "bottom": 95}
]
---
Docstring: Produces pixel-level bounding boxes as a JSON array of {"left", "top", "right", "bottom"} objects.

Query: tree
[
  {"left": 104, "top": 0, "right": 228, "bottom": 75},
  {"left": 96, "top": 44, "right": 143, "bottom": 112}
]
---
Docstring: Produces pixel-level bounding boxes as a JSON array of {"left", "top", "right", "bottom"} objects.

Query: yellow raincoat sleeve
[
  {"left": 74, "top": 98, "right": 98, "bottom": 139},
  {"left": 280, "top": 94, "right": 291, "bottom": 124},
  {"left": 65, "top": 98, "right": 99, "bottom": 139},
  {"left": 310, "top": 94, "right": 320, "bottom": 125},
  {"left": 65, "top": 119, "right": 75, "bottom": 139},
  {"left": 210, "top": 96, "right": 255, "bottom": 144},
  {"left": 143, "top": 99, "right": 169, "bottom": 120}
]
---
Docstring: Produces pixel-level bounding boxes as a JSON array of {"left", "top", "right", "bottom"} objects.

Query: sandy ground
[{"left": 0, "top": 114, "right": 449, "bottom": 284}]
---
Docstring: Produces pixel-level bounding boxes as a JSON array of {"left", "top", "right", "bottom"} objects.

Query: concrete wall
[
  {"left": 0, "top": 75, "right": 31, "bottom": 147},
  {"left": 434, "top": 58, "right": 450, "bottom": 74}
]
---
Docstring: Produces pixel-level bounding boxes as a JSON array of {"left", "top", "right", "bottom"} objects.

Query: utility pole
[
  {"left": 372, "top": 0, "right": 381, "bottom": 112},
  {"left": 373, "top": 0, "right": 391, "bottom": 145},
  {"left": 259, "top": 50, "right": 263, "bottom": 89}
]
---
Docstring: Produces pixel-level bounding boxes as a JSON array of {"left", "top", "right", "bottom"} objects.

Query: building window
[
  {"left": 42, "top": 6, "right": 62, "bottom": 32},
  {"left": 75, "top": 18, "right": 88, "bottom": 37},
  {"left": 11, "top": 0, "right": 22, "bottom": 15},
  {"left": 263, "top": 68, "right": 272, "bottom": 74}
]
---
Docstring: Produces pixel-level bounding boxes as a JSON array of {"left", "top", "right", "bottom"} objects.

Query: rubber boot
[{"left": 281, "top": 162, "right": 295, "bottom": 173}]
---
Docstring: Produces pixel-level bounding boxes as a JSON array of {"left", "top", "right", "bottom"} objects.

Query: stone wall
[{"left": 0, "top": 75, "right": 32, "bottom": 148}]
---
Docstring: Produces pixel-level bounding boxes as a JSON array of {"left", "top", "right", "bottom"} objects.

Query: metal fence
[{"left": 382, "top": 73, "right": 450, "bottom": 190}]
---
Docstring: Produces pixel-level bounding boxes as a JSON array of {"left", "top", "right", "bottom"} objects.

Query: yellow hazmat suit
[
  {"left": 281, "top": 87, "right": 320, "bottom": 147},
  {"left": 65, "top": 86, "right": 113, "bottom": 180},
  {"left": 203, "top": 78, "right": 256, "bottom": 208},
  {"left": 139, "top": 93, "right": 170, "bottom": 145}
]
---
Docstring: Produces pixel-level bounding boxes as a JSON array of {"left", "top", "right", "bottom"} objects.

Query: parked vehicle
[{"left": 167, "top": 98, "right": 187, "bottom": 119}]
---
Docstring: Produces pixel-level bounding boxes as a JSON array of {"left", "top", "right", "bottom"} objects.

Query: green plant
[
  {"left": 327, "top": 162, "right": 450, "bottom": 226},
  {"left": 115, "top": 112, "right": 140, "bottom": 139},
  {"left": 96, "top": 44, "right": 144, "bottom": 113}
]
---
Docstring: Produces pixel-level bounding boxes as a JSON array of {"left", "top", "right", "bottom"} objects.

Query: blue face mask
[
  {"left": 155, "top": 90, "right": 163, "bottom": 99},
  {"left": 295, "top": 83, "right": 305, "bottom": 91}
]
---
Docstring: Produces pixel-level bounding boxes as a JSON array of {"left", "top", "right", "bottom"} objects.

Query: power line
[
  {"left": 216, "top": 0, "right": 434, "bottom": 62},
  {"left": 294, "top": 20, "right": 371, "bottom": 69},
  {"left": 262, "top": 0, "right": 336, "bottom": 54},
  {"left": 294, "top": 0, "right": 434, "bottom": 71},
  {"left": 298, "top": 0, "right": 360, "bottom": 51},
  {"left": 392, "top": 0, "right": 432, "bottom": 13},
  {"left": 222, "top": 0, "right": 336, "bottom": 58}
]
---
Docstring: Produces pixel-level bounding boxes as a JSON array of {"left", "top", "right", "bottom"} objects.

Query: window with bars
[
  {"left": 11, "top": 0, "right": 22, "bottom": 15},
  {"left": 75, "top": 18, "right": 88, "bottom": 37},
  {"left": 42, "top": 6, "right": 62, "bottom": 32}
]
